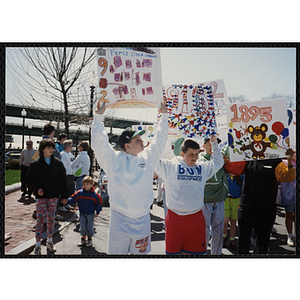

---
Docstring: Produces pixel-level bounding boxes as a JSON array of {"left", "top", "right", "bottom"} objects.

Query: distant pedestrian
[
  {"left": 32, "top": 123, "right": 61, "bottom": 160},
  {"left": 63, "top": 176, "right": 102, "bottom": 247},
  {"left": 20, "top": 140, "right": 36, "bottom": 198},
  {"left": 71, "top": 141, "right": 91, "bottom": 191},
  {"left": 59, "top": 139, "right": 75, "bottom": 211},
  {"left": 26, "top": 139, "right": 68, "bottom": 255},
  {"left": 56, "top": 132, "right": 68, "bottom": 153}
]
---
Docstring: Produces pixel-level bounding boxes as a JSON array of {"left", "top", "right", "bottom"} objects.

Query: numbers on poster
[
  {"left": 230, "top": 104, "right": 272, "bottom": 123},
  {"left": 98, "top": 57, "right": 109, "bottom": 103}
]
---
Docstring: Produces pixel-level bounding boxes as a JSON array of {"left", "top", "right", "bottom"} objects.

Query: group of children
[{"left": 26, "top": 100, "right": 296, "bottom": 256}]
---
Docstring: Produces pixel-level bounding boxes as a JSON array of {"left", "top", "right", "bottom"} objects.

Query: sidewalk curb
[
  {"left": 5, "top": 211, "right": 80, "bottom": 255},
  {"left": 5, "top": 182, "right": 21, "bottom": 195}
]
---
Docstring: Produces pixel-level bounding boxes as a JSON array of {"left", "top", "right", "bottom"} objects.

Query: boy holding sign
[
  {"left": 155, "top": 136, "right": 224, "bottom": 255},
  {"left": 91, "top": 100, "right": 168, "bottom": 255}
]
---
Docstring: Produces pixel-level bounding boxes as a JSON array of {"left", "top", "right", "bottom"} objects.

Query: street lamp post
[
  {"left": 21, "top": 108, "right": 27, "bottom": 149},
  {"left": 88, "top": 72, "right": 97, "bottom": 175},
  {"left": 28, "top": 122, "right": 32, "bottom": 139}
]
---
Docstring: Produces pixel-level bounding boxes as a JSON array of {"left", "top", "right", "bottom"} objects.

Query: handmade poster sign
[
  {"left": 96, "top": 47, "right": 162, "bottom": 108},
  {"left": 226, "top": 98, "right": 290, "bottom": 162},
  {"left": 161, "top": 79, "right": 228, "bottom": 158},
  {"left": 132, "top": 124, "right": 157, "bottom": 148}
]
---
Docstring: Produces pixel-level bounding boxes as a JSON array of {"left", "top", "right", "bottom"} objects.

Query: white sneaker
[
  {"left": 287, "top": 235, "right": 295, "bottom": 247},
  {"left": 58, "top": 206, "right": 68, "bottom": 212}
]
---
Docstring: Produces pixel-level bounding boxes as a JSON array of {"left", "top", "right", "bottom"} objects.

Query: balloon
[
  {"left": 272, "top": 122, "right": 284, "bottom": 135},
  {"left": 281, "top": 128, "right": 289, "bottom": 138},
  {"left": 269, "top": 134, "right": 278, "bottom": 143},
  {"left": 228, "top": 133, "right": 234, "bottom": 147},
  {"left": 287, "top": 109, "right": 293, "bottom": 126}
]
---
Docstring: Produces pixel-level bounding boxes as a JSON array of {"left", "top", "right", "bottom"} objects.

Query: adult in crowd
[
  {"left": 224, "top": 148, "right": 295, "bottom": 254},
  {"left": 71, "top": 141, "right": 91, "bottom": 191},
  {"left": 20, "top": 140, "right": 37, "bottom": 198},
  {"left": 32, "top": 123, "right": 61, "bottom": 160},
  {"left": 55, "top": 132, "right": 68, "bottom": 154}
]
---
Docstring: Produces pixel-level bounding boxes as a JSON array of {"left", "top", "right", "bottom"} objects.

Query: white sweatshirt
[
  {"left": 155, "top": 140, "right": 224, "bottom": 216},
  {"left": 60, "top": 151, "right": 75, "bottom": 175},
  {"left": 70, "top": 151, "right": 90, "bottom": 177},
  {"left": 91, "top": 113, "right": 168, "bottom": 218}
]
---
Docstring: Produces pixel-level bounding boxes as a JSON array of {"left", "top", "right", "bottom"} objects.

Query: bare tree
[
  {"left": 228, "top": 94, "right": 249, "bottom": 103},
  {"left": 262, "top": 92, "right": 295, "bottom": 108},
  {"left": 7, "top": 47, "right": 98, "bottom": 136}
]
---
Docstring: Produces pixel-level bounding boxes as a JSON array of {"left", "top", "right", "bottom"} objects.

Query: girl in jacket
[{"left": 26, "top": 139, "right": 69, "bottom": 255}]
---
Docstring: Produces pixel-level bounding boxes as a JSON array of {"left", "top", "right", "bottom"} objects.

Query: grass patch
[{"left": 5, "top": 169, "right": 21, "bottom": 186}]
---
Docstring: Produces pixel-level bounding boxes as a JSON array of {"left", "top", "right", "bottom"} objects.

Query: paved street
[{"left": 5, "top": 183, "right": 296, "bottom": 257}]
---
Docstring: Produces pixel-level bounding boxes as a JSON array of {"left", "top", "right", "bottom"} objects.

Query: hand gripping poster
[
  {"left": 162, "top": 79, "right": 229, "bottom": 158},
  {"left": 226, "top": 98, "right": 290, "bottom": 162},
  {"left": 96, "top": 47, "right": 162, "bottom": 108}
]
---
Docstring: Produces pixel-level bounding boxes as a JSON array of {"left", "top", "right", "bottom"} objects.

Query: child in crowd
[
  {"left": 26, "top": 139, "right": 69, "bottom": 255},
  {"left": 201, "top": 137, "right": 228, "bottom": 255},
  {"left": 60, "top": 139, "right": 75, "bottom": 198},
  {"left": 280, "top": 151, "right": 296, "bottom": 246},
  {"left": 155, "top": 136, "right": 224, "bottom": 255},
  {"left": 63, "top": 175, "right": 102, "bottom": 247},
  {"left": 223, "top": 174, "right": 244, "bottom": 250},
  {"left": 91, "top": 101, "right": 168, "bottom": 255},
  {"left": 71, "top": 141, "right": 91, "bottom": 191}
]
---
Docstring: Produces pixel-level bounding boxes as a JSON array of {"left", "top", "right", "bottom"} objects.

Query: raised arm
[{"left": 91, "top": 101, "right": 117, "bottom": 173}]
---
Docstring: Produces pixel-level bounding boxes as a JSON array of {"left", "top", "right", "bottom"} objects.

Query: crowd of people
[{"left": 21, "top": 100, "right": 296, "bottom": 256}]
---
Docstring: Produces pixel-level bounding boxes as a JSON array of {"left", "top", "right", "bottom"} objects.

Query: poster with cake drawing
[{"left": 96, "top": 47, "right": 162, "bottom": 109}]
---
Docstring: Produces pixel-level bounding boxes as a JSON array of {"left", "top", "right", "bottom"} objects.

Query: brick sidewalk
[{"left": 5, "top": 189, "right": 78, "bottom": 253}]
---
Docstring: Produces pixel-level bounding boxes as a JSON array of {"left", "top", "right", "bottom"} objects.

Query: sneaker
[
  {"left": 34, "top": 246, "right": 41, "bottom": 255},
  {"left": 58, "top": 206, "right": 68, "bottom": 212},
  {"left": 229, "top": 240, "right": 237, "bottom": 250},
  {"left": 78, "top": 239, "right": 86, "bottom": 247},
  {"left": 47, "top": 241, "right": 56, "bottom": 252},
  {"left": 86, "top": 239, "right": 92, "bottom": 247},
  {"left": 287, "top": 235, "right": 295, "bottom": 247},
  {"left": 65, "top": 204, "right": 74, "bottom": 210},
  {"left": 55, "top": 215, "right": 64, "bottom": 221}
]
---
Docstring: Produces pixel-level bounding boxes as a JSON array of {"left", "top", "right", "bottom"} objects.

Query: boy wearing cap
[
  {"left": 91, "top": 101, "right": 168, "bottom": 255},
  {"left": 200, "top": 137, "right": 228, "bottom": 255},
  {"left": 155, "top": 136, "right": 224, "bottom": 255}
]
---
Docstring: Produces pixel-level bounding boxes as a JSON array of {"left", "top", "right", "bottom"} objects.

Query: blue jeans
[
  {"left": 203, "top": 201, "right": 225, "bottom": 255},
  {"left": 75, "top": 175, "right": 85, "bottom": 191},
  {"left": 79, "top": 214, "right": 95, "bottom": 237}
]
